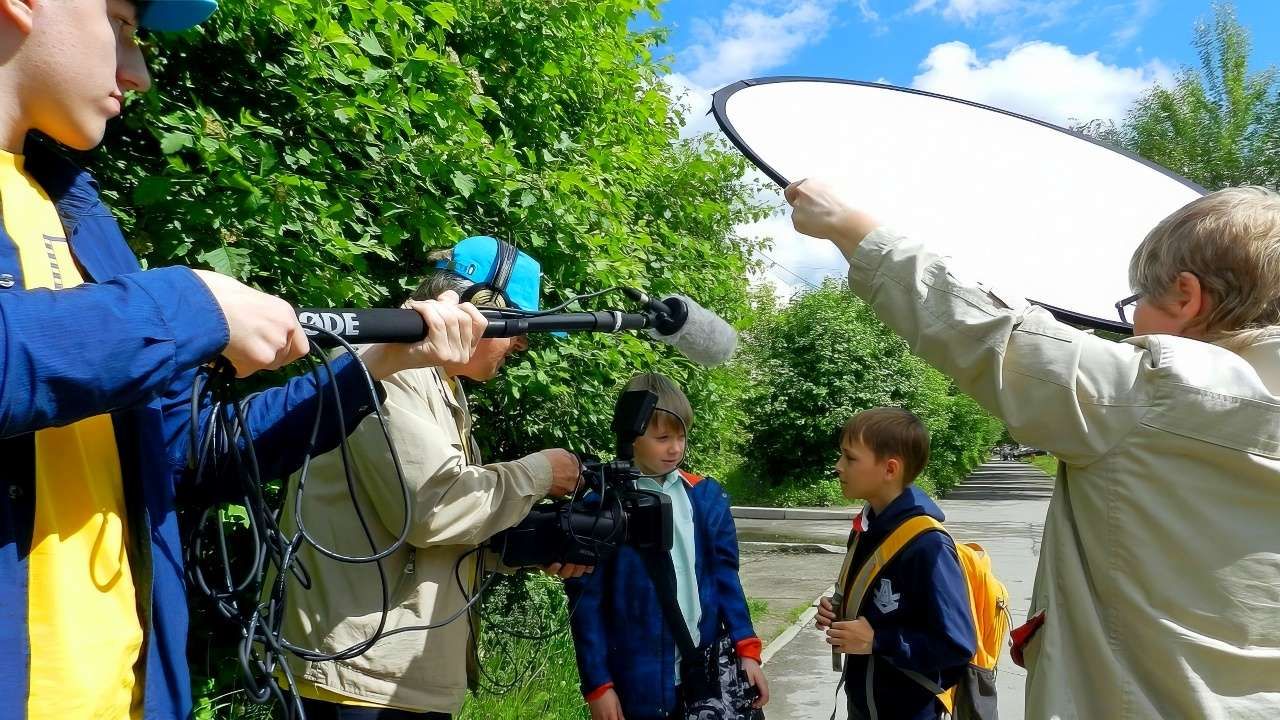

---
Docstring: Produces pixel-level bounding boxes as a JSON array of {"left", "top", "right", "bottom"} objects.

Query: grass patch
[
  {"left": 784, "top": 601, "right": 812, "bottom": 628},
  {"left": 719, "top": 459, "right": 951, "bottom": 508},
  {"left": 1026, "top": 454, "right": 1059, "bottom": 477},
  {"left": 460, "top": 573, "right": 588, "bottom": 720},
  {"left": 748, "top": 596, "right": 822, "bottom": 645},
  {"left": 718, "top": 460, "right": 856, "bottom": 509}
]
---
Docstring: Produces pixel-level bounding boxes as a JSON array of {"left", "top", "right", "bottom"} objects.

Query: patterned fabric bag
[{"left": 641, "top": 550, "right": 765, "bottom": 720}]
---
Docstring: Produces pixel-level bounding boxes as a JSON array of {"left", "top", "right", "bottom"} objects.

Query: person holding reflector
[{"left": 785, "top": 179, "right": 1280, "bottom": 719}]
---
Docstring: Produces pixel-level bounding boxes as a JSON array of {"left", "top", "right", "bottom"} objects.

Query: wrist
[
  {"left": 360, "top": 344, "right": 398, "bottom": 381},
  {"left": 832, "top": 210, "right": 879, "bottom": 259}
]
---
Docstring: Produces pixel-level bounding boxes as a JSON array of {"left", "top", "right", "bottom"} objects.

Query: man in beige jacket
[
  {"left": 787, "top": 181, "right": 1280, "bottom": 719},
  {"left": 276, "top": 238, "right": 581, "bottom": 719}
]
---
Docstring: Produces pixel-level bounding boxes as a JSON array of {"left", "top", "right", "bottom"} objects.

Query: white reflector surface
[{"left": 713, "top": 78, "right": 1204, "bottom": 329}]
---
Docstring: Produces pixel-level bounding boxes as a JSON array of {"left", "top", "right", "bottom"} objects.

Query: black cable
[
  {"left": 185, "top": 327, "right": 494, "bottom": 720},
  {"left": 186, "top": 287, "right": 669, "bottom": 717},
  {"left": 468, "top": 403, "right": 684, "bottom": 697},
  {"left": 472, "top": 286, "right": 632, "bottom": 318}
]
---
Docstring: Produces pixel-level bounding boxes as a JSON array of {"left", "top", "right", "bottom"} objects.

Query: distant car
[{"left": 995, "top": 443, "right": 1045, "bottom": 460}]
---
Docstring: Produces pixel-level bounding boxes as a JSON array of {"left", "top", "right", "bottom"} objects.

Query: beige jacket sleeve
[
  {"left": 346, "top": 367, "right": 554, "bottom": 548},
  {"left": 846, "top": 228, "right": 1159, "bottom": 467}
]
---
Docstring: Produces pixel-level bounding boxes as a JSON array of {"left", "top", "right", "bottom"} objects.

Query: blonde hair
[
  {"left": 1129, "top": 186, "right": 1280, "bottom": 348},
  {"left": 622, "top": 373, "right": 693, "bottom": 433}
]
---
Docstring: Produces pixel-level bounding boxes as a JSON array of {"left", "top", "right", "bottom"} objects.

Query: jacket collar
[
  {"left": 22, "top": 138, "right": 103, "bottom": 229},
  {"left": 428, "top": 366, "right": 467, "bottom": 413},
  {"left": 1236, "top": 337, "right": 1280, "bottom": 395},
  {"left": 854, "top": 485, "right": 944, "bottom": 533},
  {"left": 19, "top": 138, "right": 124, "bottom": 283}
]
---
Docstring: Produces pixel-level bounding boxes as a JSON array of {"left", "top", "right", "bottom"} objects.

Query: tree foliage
[
  {"left": 1079, "top": 3, "right": 1279, "bottom": 191},
  {"left": 91, "top": 3, "right": 767, "bottom": 717},
  {"left": 92, "top": 0, "right": 769, "bottom": 469},
  {"left": 739, "top": 281, "right": 1004, "bottom": 495}
]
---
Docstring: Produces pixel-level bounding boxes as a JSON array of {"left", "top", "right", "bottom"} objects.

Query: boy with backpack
[{"left": 818, "top": 407, "right": 1006, "bottom": 720}]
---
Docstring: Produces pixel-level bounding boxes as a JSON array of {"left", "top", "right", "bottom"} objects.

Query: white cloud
[
  {"left": 910, "top": 0, "right": 1077, "bottom": 29},
  {"left": 664, "top": 2, "right": 864, "bottom": 301},
  {"left": 665, "top": 73, "right": 719, "bottom": 138},
  {"left": 683, "top": 2, "right": 836, "bottom": 90},
  {"left": 666, "top": 2, "right": 844, "bottom": 138},
  {"left": 910, "top": 41, "right": 1172, "bottom": 125},
  {"left": 912, "top": 0, "right": 1156, "bottom": 46},
  {"left": 742, "top": 213, "right": 850, "bottom": 303},
  {"left": 986, "top": 34, "right": 1023, "bottom": 52},
  {"left": 734, "top": 172, "right": 849, "bottom": 304},
  {"left": 855, "top": 0, "right": 880, "bottom": 23},
  {"left": 1112, "top": 0, "right": 1157, "bottom": 45},
  {"left": 911, "top": 0, "right": 1016, "bottom": 23}
]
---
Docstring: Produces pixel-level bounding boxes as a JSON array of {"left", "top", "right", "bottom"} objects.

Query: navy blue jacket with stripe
[
  {"left": 842, "top": 486, "right": 976, "bottom": 720},
  {"left": 565, "top": 472, "right": 762, "bottom": 720}
]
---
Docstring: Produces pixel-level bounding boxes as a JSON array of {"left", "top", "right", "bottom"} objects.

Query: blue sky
[
  {"left": 640, "top": 0, "right": 1280, "bottom": 294},
  {"left": 650, "top": 1, "right": 1279, "bottom": 99}
]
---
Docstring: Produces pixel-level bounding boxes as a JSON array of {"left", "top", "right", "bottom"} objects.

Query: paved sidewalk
[
  {"left": 737, "top": 544, "right": 843, "bottom": 645},
  {"left": 744, "top": 461, "right": 1053, "bottom": 720}
]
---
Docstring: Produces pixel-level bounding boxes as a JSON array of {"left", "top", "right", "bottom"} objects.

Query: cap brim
[{"left": 139, "top": 0, "right": 218, "bottom": 31}]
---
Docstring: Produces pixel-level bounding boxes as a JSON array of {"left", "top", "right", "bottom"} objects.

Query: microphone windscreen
[{"left": 647, "top": 295, "right": 738, "bottom": 367}]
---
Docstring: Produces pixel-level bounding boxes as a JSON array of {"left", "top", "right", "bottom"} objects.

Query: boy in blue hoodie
[{"left": 817, "top": 408, "right": 975, "bottom": 720}]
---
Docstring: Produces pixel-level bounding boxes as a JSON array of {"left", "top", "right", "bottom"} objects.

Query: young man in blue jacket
[
  {"left": 817, "top": 408, "right": 975, "bottom": 720},
  {"left": 0, "top": 2, "right": 485, "bottom": 717}
]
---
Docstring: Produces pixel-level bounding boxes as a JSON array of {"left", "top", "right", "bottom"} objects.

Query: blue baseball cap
[
  {"left": 139, "top": 0, "right": 218, "bottom": 31},
  {"left": 439, "top": 236, "right": 565, "bottom": 338},
  {"left": 438, "top": 236, "right": 546, "bottom": 313}
]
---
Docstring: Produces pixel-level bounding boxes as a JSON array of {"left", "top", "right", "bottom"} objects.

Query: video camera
[{"left": 490, "top": 389, "right": 675, "bottom": 567}]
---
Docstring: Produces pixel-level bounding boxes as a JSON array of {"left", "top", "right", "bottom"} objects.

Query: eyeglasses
[{"left": 1114, "top": 293, "right": 1141, "bottom": 325}]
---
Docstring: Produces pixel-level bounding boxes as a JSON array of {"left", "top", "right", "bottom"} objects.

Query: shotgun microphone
[{"left": 296, "top": 294, "right": 738, "bottom": 367}]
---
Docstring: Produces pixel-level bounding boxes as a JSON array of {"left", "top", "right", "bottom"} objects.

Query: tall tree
[
  {"left": 1120, "top": 3, "right": 1280, "bottom": 190},
  {"left": 740, "top": 281, "right": 1004, "bottom": 494}
]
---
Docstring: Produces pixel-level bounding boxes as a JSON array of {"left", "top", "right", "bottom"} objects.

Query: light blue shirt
[{"left": 637, "top": 469, "right": 702, "bottom": 659}]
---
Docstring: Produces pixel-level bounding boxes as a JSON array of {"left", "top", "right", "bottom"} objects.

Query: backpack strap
[
  {"left": 639, "top": 547, "right": 700, "bottom": 658},
  {"left": 841, "top": 515, "right": 946, "bottom": 620},
  {"left": 900, "top": 667, "right": 957, "bottom": 716}
]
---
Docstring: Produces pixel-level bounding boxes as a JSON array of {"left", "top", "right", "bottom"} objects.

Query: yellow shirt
[
  {"left": 293, "top": 679, "right": 384, "bottom": 708},
  {"left": 0, "top": 150, "right": 144, "bottom": 719}
]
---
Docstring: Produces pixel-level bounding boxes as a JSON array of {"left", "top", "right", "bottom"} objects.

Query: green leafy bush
[
  {"left": 462, "top": 573, "right": 587, "bottom": 720},
  {"left": 94, "top": 0, "right": 768, "bottom": 467},
  {"left": 739, "top": 281, "right": 1003, "bottom": 498}
]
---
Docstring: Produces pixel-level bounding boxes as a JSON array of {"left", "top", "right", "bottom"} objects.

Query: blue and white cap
[
  {"left": 437, "top": 236, "right": 546, "bottom": 313},
  {"left": 438, "top": 236, "right": 564, "bottom": 337},
  {"left": 139, "top": 0, "right": 219, "bottom": 32}
]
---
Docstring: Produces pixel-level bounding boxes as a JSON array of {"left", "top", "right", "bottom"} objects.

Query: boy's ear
[
  {"left": 0, "top": 0, "right": 35, "bottom": 34},
  {"left": 885, "top": 457, "right": 900, "bottom": 480}
]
